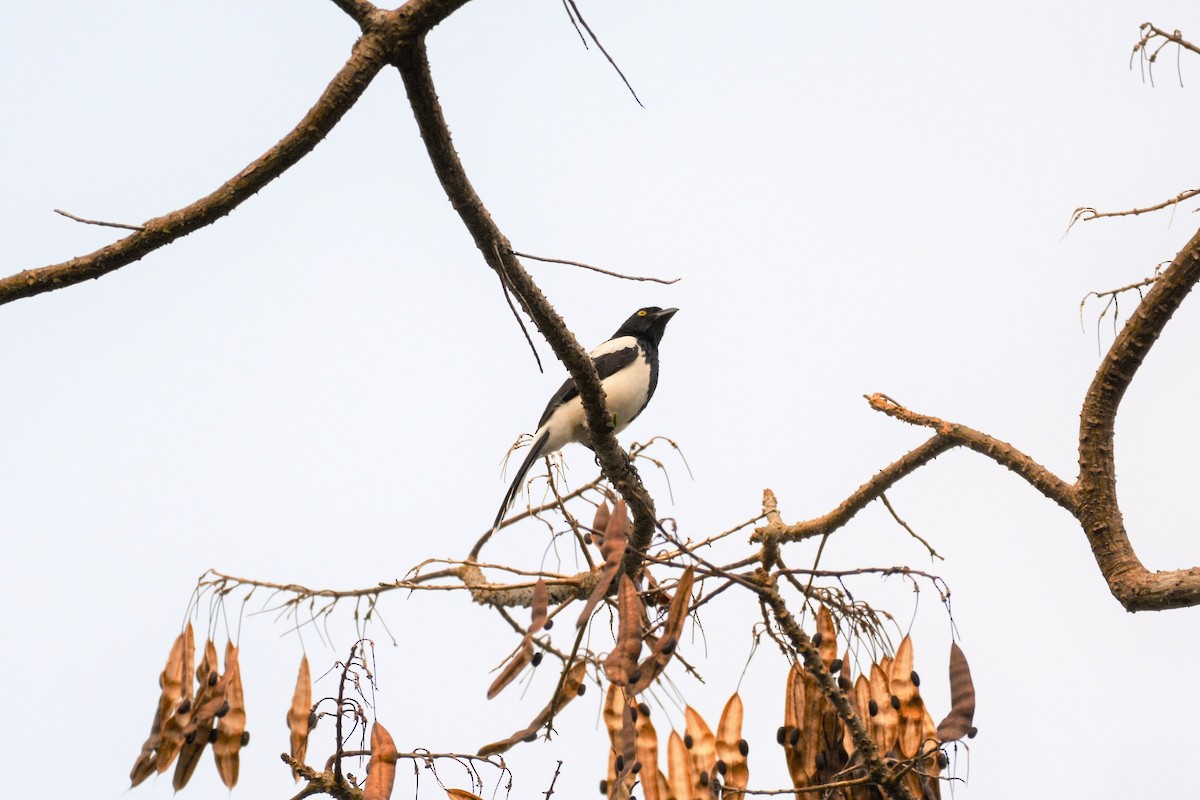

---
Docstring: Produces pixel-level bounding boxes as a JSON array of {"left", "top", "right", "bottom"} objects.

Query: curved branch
[
  {"left": 867, "top": 394, "right": 1079, "bottom": 513},
  {"left": 0, "top": 34, "right": 390, "bottom": 306},
  {"left": 394, "top": 40, "right": 659, "bottom": 565},
  {"left": 1077, "top": 226, "right": 1200, "bottom": 610},
  {"left": 752, "top": 436, "right": 959, "bottom": 545}
]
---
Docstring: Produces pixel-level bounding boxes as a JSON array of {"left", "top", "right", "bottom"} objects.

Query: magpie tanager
[{"left": 493, "top": 306, "right": 678, "bottom": 531}]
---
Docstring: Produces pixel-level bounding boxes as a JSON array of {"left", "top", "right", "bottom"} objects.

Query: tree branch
[
  {"left": 394, "top": 39, "right": 659, "bottom": 567},
  {"left": 1077, "top": 225, "right": 1200, "bottom": 610}
]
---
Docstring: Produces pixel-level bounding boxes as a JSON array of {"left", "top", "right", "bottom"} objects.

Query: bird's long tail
[{"left": 492, "top": 428, "right": 551, "bottom": 531}]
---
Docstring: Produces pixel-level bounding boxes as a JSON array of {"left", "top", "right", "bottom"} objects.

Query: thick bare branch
[
  {"left": 1078, "top": 225, "right": 1200, "bottom": 610},
  {"left": 867, "top": 394, "right": 1079, "bottom": 513},
  {"left": 394, "top": 40, "right": 659, "bottom": 565}
]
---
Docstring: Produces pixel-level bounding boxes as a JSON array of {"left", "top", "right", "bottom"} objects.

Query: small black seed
[
  {"left": 631, "top": 761, "right": 642, "bottom": 775},
  {"left": 185, "top": 731, "right": 196, "bottom": 744},
  {"left": 240, "top": 731, "right": 251, "bottom": 747},
  {"left": 868, "top": 699, "right": 879, "bottom": 716},
  {"left": 208, "top": 673, "right": 219, "bottom": 687},
  {"left": 638, "top": 702, "right": 650, "bottom": 717},
  {"left": 178, "top": 698, "right": 191, "bottom": 714},
  {"left": 738, "top": 739, "right": 749, "bottom": 757},
  {"left": 831, "top": 658, "right": 843, "bottom": 673},
  {"left": 661, "top": 637, "right": 677, "bottom": 655},
  {"left": 599, "top": 779, "right": 607, "bottom": 794},
  {"left": 629, "top": 671, "right": 642, "bottom": 685},
  {"left": 684, "top": 733, "right": 694, "bottom": 749},
  {"left": 789, "top": 727, "right": 800, "bottom": 746},
  {"left": 584, "top": 534, "right": 593, "bottom": 545},
  {"left": 531, "top": 652, "right": 543, "bottom": 667},
  {"left": 967, "top": 726, "right": 978, "bottom": 739},
  {"left": 543, "top": 619, "right": 555, "bottom": 631},
  {"left": 837, "top": 676, "right": 850, "bottom": 691},
  {"left": 812, "top": 632, "right": 823, "bottom": 647},
  {"left": 208, "top": 728, "right": 219, "bottom": 743},
  {"left": 308, "top": 711, "right": 319, "bottom": 731},
  {"left": 629, "top": 706, "right": 638, "bottom": 722},
  {"left": 937, "top": 752, "right": 948, "bottom": 768},
  {"left": 716, "top": 760, "right": 727, "bottom": 775},
  {"left": 615, "top": 755, "right": 625, "bottom": 772},
  {"left": 699, "top": 771, "right": 709, "bottom": 787},
  {"left": 215, "top": 700, "right": 230, "bottom": 718},
  {"left": 576, "top": 684, "right": 586, "bottom": 697},
  {"left": 776, "top": 726, "right": 787, "bottom": 745},
  {"left": 910, "top": 670, "right": 920, "bottom": 687},
  {"left": 890, "top": 695, "right": 901, "bottom": 711}
]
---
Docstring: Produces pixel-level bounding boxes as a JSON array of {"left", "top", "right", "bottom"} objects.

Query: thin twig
[
  {"left": 880, "top": 492, "right": 943, "bottom": 560},
  {"left": 561, "top": 0, "right": 644, "bottom": 107},
  {"left": 53, "top": 208, "right": 144, "bottom": 231},
  {"left": 1065, "top": 188, "right": 1200, "bottom": 233},
  {"left": 511, "top": 249, "right": 680, "bottom": 284},
  {"left": 496, "top": 244, "right": 544, "bottom": 373}
]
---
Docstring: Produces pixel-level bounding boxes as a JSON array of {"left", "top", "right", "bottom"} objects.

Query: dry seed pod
[
  {"left": 815, "top": 606, "right": 837, "bottom": 670},
  {"left": 173, "top": 641, "right": 230, "bottom": 791},
  {"left": 782, "top": 662, "right": 805, "bottom": 787},
  {"left": 714, "top": 693, "right": 748, "bottom": 791},
  {"left": 684, "top": 706, "right": 716, "bottom": 795},
  {"left": 889, "top": 637, "right": 924, "bottom": 758},
  {"left": 487, "top": 641, "right": 534, "bottom": 700},
  {"left": 477, "top": 661, "right": 588, "bottom": 756},
  {"left": 213, "top": 643, "right": 246, "bottom": 788},
  {"left": 936, "top": 642, "right": 976, "bottom": 742},
  {"left": 634, "top": 708, "right": 661, "bottom": 800},
  {"left": 446, "top": 791, "right": 485, "bottom": 800},
  {"left": 629, "top": 566, "right": 694, "bottom": 695},
  {"left": 604, "top": 575, "right": 644, "bottom": 685},
  {"left": 362, "top": 722, "right": 400, "bottom": 800},
  {"left": 666, "top": 731, "right": 693, "bottom": 800},
  {"left": 287, "top": 654, "right": 312, "bottom": 781},
  {"left": 591, "top": 501, "right": 612, "bottom": 540},
  {"left": 797, "top": 668, "right": 825, "bottom": 782},
  {"left": 848, "top": 673, "right": 873, "bottom": 757},
  {"left": 577, "top": 500, "right": 630, "bottom": 628},
  {"left": 869, "top": 662, "right": 897, "bottom": 754}
]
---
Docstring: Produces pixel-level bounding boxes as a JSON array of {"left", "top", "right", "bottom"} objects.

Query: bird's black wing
[{"left": 534, "top": 346, "right": 641, "bottom": 429}]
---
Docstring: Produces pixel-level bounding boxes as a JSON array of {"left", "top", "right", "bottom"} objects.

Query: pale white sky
[{"left": 3, "top": 2, "right": 1200, "bottom": 799}]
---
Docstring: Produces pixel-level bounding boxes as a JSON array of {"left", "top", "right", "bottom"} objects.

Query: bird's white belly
[{"left": 540, "top": 352, "right": 651, "bottom": 452}]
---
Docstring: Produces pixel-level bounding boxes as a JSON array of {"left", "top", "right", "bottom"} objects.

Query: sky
[{"left": 3, "top": 1, "right": 1200, "bottom": 798}]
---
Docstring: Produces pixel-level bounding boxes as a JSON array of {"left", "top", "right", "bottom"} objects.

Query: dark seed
[
  {"left": 543, "top": 619, "right": 555, "bottom": 630},
  {"left": 661, "top": 637, "right": 677, "bottom": 655},
  {"left": 629, "top": 706, "right": 638, "bottom": 722},
  {"left": 616, "top": 755, "right": 625, "bottom": 772},
  {"left": 868, "top": 699, "right": 879, "bottom": 716},
  {"left": 831, "top": 658, "right": 843, "bottom": 673},
  {"left": 684, "top": 734, "right": 694, "bottom": 749},
  {"left": 776, "top": 726, "right": 787, "bottom": 745},
  {"left": 185, "top": 731, "right": 195, "bottom": 744},
  {"left": 789, "top": 727, "right": 800, "bottom": 746},
  {"left": 967, "top": 726, "right": 978, "bottom": 739},
  {"left": 638, "top": 702, "right": 650, "bottom": 717},
  {"left": 631, "top": 761, "right": 642, "bottom": 775},
  {"left": 738, "top": 739, "right": 749, "bottom": 757},
  {"left": 890, "top": 695, "right": 901, "bottom": 711},
  {"left": 812, "top": 632, "right": 823, "bottom": 647},
  {"left": 215, "top": 700, "right": 230, "bottom": 718},
  {"left": 208, "top": 673, "right": 219, "bottom": 687},
  {"left": 910, "top": 670, "right": 920, "bottom": 687},
  {"left": 699, "top": 771, "right": 709, "bottom": 787},
  {"left": 716, "top": 760, "right": 727, "bottom": 775},
  {"left": 177, "top": 698, "right": 191, "bottom": 714},
  {"left": 207, "top": 728, "right": 219, "bottom": 743},
  {"left": 584, "top": 534, "right": 593, "bottom": 546},
  {"left": 308, "top": 711, "right": 319, "bottom": 731},
  {"left": 531, "top": 652, "right": 543, "bottom": 667},
  {"left": 629, "top": 672, "right": 642, "bottom": 685},
  {"left": 240, "top": 731, "right": 251, "bottom": 747},
  {"left": 837, "top": 676, "right": 850, "bottom": 691},
  {"left": 576, "top": 684, "right": 586, "bottom": 697},
  {"left": 937, "top": 751, "right": 948, "bottom": 768},
  {"left": 599, "top": 779, "right": 608, "bottom": 794}
]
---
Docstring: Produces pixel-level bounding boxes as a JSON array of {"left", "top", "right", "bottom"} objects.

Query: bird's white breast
[{"left": 538, "top": 337, "right": 651, "bottom": 452}]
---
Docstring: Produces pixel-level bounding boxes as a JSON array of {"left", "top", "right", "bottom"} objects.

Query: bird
[{"left": 492, "top": 306, "right": 678, "bottom": 531}]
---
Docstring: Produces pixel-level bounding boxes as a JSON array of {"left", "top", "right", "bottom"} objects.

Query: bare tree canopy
[{"left": 3, "top": 2, "right": 1200, "bottom": 800}]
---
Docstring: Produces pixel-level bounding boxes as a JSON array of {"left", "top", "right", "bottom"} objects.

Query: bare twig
[
  {"left": 511, "top": 249, "right": 680, "bottom": 284},
  {"left": 1066, "top": 188, "right": 1200, "bottom": 233},
  {"left": 561, "top": 0, "right": 644, "bottom": 107},
  {"left": 53, "top": 208, "right": 144, "bottom": 231},
  {"left": 880, "top": 492, "right": 943, "bottom": 560}
]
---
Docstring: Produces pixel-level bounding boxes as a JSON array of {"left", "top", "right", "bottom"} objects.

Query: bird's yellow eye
[{"left": 637, "top": 309, "right": 648, "bottom": 317}]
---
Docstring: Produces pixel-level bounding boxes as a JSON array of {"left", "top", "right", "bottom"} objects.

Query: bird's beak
[{"left": 655, "top": 308, "right": 679, "bottom": 321}]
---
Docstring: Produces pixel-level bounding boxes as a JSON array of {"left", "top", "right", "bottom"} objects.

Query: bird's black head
[{"left": 613, "top": 306, "right": 678, "bottom": 346}]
